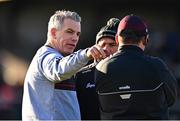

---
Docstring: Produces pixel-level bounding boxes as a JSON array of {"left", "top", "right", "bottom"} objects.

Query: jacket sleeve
[
  {"left": 40, "top": 49, "right": 90, "bottom": 83},
  {"left": 154, "top": 58, "right": 178, "bottom": 107}
]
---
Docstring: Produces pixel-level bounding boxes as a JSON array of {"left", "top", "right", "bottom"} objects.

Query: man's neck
[{"left": 118, "top": 43, "right": 145, "bottom": 51}]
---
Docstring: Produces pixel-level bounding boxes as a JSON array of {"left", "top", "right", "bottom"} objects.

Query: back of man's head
[{"left": 117, "top": 14, "right": 148, "bottom": 44}]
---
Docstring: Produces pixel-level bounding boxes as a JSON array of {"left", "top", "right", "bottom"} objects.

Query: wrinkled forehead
[{"left": 62, "top": 18, "right": 81, "bottom": 32}]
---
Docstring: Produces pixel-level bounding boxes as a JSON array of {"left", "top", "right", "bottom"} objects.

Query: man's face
[
  {"left": 97, "top": 37, "right": 118, "bottom": 56},
  {"left": 54, "top": 18, "right": 81, "bottom": 56}
]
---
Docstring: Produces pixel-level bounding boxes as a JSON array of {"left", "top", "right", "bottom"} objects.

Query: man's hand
[{"left": 86, "top": 44, "right": 107, "bottom": 61}]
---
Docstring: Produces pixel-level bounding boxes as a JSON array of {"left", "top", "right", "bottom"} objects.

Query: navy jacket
[
  {"left": 75, "top": 61, "right": 100, "bottom": 120},
  {"left": 95, "top": 45, "right": 177, "bottom": 120}
]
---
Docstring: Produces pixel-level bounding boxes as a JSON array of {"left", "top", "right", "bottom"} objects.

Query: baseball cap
[
  {"left": 117, "top": 14, "right": 148, "bottom": 39},
  {"left": 96, "top": 18, "right": 120, "bottom": 44}
]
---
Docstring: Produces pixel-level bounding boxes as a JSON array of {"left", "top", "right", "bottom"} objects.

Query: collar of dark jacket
[{"left": 119, "top": 45, "right": 144, "bottom": 53}]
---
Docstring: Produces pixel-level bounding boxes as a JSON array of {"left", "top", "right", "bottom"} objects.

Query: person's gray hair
[{"left": 48, "top": 10, "right": 81, "bottom": 31}]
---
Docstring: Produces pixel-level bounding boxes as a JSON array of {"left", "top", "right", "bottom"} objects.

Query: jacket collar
[{"left": 118, "top": 45, "right": 144, "bottom": 54}]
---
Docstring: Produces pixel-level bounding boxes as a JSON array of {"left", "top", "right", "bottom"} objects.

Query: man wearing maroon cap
[{"left": 95, "top": 14, "right": 178, "bottom": 119}]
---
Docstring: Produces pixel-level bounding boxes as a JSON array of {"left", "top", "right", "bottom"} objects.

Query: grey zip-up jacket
[{"left": 22, "top": 45, "right": 90, "bottom": 120}]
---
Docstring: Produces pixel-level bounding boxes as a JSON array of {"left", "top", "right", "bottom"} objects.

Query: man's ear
[
  {"left": 142, "top": 35, "right": 148, "bottom": 46},
  {"left": 51, "top": 28, "right": 57, "bottom": 39},
  {"left": 115, "top": 34, "right": 119, "bottom": 44},
  {"left": 146, "top": 34, "right": 149, "bottom": 43}
]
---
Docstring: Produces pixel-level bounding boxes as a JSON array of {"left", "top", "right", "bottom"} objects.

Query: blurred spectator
[
  {"left": 0, "top": 50, "right": 27, "bottom": 119},
  {"left": 146, "top": 32, "right": 180, "bottom": 119}
]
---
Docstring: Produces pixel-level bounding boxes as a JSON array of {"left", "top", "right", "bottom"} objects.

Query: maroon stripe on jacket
[{"left": 55, "top": 77, "right": 76, "bottom": 91}]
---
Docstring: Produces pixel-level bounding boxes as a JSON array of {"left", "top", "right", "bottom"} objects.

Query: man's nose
[{"left": 103, "top": 47, "right": 111, "bottom": 56}]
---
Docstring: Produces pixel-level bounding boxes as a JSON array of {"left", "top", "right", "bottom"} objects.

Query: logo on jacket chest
[{"left": 86, "top": 82, "right": 95, "bottom": 88}]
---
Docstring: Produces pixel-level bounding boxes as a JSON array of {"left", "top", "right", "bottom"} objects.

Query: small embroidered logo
[
  {"left": 118, "top": 85, "right": 130, "bottom": 90},
  {"left": 120, "top": 94, "right": 131, "bottom": 99},
  {"left": 82, "top": 69, "right": 92, "bottom": 73},
  {"left": 86, "top": 82, "right": 95, "bottom": 88}
]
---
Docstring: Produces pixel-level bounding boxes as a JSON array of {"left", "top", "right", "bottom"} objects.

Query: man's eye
[
  {"left": 110, "top": 44, "right": 117, "bottom": 47},
  {"left": 77, "top": 32, "right": 81, "bottom": 37},
  {"left": 66, "top": 30, "right": 73, "bottom": 33}
]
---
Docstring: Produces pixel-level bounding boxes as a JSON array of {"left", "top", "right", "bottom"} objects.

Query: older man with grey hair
[{"left": 22, "top": 10, "right": 107, "bottom": 121}]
